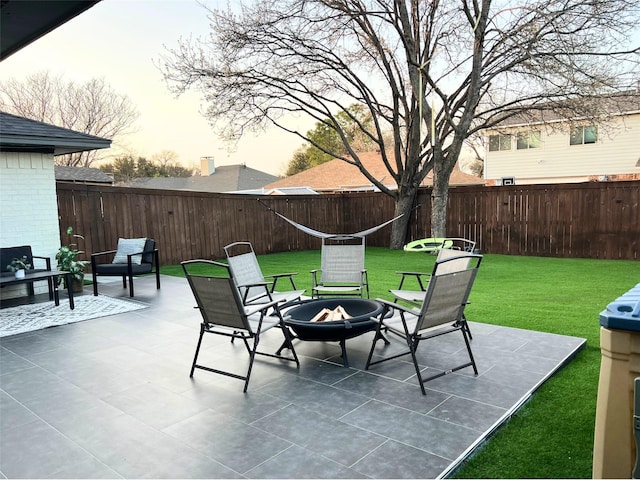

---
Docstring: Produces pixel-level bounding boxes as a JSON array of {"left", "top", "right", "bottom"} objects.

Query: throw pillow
[{"left": 112, "top": 238, "right": 147, "bottom": 265}]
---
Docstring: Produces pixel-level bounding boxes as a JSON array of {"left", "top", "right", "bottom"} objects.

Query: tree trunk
[
  {"left": 389, "top": 190, "right": 418, "bottom": 249},
  {"left": 431, "top": 170, "right": 449, "bottom": 238}
]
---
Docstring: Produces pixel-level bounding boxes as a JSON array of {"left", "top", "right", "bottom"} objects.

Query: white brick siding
[{"left": 1, "top": 152, "right": 62, "bottom": 298}]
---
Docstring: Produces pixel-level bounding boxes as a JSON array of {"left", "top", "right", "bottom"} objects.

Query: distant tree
[
  {"left": 286, "top": 104, "right": 379, "bottom": 176},
  {"left": 0, "top": 71, "right": 139, "bottom": 167},
  {"left": 151, "top": 150, "right": 179, "bottom": 168},
  {"left": 286, "top": 148, "right": 313, "bottom": 176},
  {"left": 100, "top": 155, "right": 193, "bottom": 182},
  {"left": 101, "top": 156, "right": 138, "bottom": 182},
  {"left": 162, "top": 163, "right": 193, "bottom": 177}
]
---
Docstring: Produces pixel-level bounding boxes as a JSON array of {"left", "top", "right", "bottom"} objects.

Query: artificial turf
[{"left": 161, "top": 247, "right": 638, "bottom": 478}]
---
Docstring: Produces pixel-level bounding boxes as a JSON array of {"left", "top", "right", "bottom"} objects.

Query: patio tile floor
[{"left": 0, "top": 275, "right": 586, "bottom": 479}]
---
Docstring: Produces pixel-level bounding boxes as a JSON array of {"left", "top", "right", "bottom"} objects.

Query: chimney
[{"left": 200, "top": 156, "right": 215, "bottom": 176}]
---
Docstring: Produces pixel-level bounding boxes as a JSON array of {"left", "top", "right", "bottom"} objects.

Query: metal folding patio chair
[
  {"left": 390, "top": 245, "right": 476, "bottom": 305},
  {"left": 366, "top": 254, "right": 482, "bottom": 395},
  {"left": 390, "top": 247, "right": 479, "bottom": 339},
  {"left": 311, "top": 235, "right": 369, "bottom": 298},
  {"left": 224, "top": 241, "right": 305, "bottom": 306},
  {"left": 182, "top": 259, "right": 299, "bottom": 392}
]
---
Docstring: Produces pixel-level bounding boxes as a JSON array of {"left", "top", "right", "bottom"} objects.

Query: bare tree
[
  {"left": 151, "top": 150, "right": 180, "bottom": 168},
  {"left": 158, "top": 0, "right": 639, "bottom": 248},
  {"left": 0, "top": 71, "right": 139, "bottom": 167}
]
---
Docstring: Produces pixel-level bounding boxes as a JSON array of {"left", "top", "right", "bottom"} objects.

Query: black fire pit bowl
[{"left": 285, "top": 298, "right": 383, "bottom": 342}]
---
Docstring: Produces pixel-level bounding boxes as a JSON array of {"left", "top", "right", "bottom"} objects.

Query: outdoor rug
[{"left": 0, "top": 295, "right": 148, "bottom": 337}]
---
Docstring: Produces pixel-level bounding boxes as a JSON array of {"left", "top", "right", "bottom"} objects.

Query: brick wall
[{"left": 0, "top": 152, "right": 62, "bottom": 297}]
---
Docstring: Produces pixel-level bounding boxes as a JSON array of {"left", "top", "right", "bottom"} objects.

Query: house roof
[
  {"left": 0, "top": 111, "right": 112, "bottom": 155},
  {"left": 493, "top": 91, "right": 640, "bottom": 128},
  {"left": 118, "top": 164, "right": 280, "bottom": 193},
  {"left": 55, "top": 166, "right": 114, "bottom": 184},
  {"left": 265, "top": 151, "right": 484, "bottom": 191},
  {"left": 0, "top": 0, "right": 100, "bottom": 61}
]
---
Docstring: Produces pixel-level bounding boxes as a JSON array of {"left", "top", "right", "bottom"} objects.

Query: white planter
[{"left": 14, "top": 269, "right": 25, "bottom": 279}]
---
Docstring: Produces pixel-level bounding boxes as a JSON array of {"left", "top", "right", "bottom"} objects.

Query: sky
[{"left": 0, "top": 0, "right": 308, "bottom": 176}]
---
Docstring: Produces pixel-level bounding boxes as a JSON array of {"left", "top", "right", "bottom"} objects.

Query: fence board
[{"left": 56, "top": 181, "right": 640, "bottom": 267}]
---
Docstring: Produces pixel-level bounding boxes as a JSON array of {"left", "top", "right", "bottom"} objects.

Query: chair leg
[
  {"left": 280, "top": 325, "right": 299, "bottom": 366},
  {"left": 461, "top": 326, "right": 478, "bottom": 375},
  {"left": 128, "top": 274, "right": 134, "bottom": 297},
  {"left": 461, "top": 314, "right": 473, "bottom": 340},
  {"left": 407, "top": 337, "right": 427, "bottom": 395},
  {"left": 122, "top": 275, "right": 127, "bottom": 289},
  {"left": 92, "top": 271, "right": 99, "bottom": 296},
  {"left": 365, "top": 321, "right": 386, "bottom": 370},
  {"left": 190, "top": 324, "right": 206, "bottom": 377},
  {"left": 244, "top": 336, "right": 260, "bottom": 392}
]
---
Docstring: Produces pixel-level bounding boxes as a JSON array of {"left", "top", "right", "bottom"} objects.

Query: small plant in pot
[
  {"left": 56, "top": 226, "right": 89, "bottom": 292},
  {"left": 7, "top": 256, "right": 32, "bottom": 279}
]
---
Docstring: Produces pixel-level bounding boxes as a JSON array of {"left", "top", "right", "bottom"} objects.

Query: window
[
  {"left": 489, "top": 134, "right": 512, "bottom": 152},
  {"left": 516, "top": 131, "right": 541, "bottom": 150},
  {"left": 570, "top": 125, "right": 598, "bottom": 145}
]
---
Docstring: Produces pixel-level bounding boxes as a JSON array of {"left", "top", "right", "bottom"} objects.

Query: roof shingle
[{"left": 265, "top": 151, "right": 484, "bottom": 191}]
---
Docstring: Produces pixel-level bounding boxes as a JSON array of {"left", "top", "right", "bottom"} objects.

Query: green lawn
[{"left": 161, "top": 248, "right": 639, "bottom": 478}]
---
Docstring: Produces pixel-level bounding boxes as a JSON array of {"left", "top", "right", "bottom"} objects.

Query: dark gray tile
[
  {"left": 50, "top": 457, "right": 123, "bottom": 479},
  {"left": 0, "top": 332, "right": 62, "bottom": 356},
  {"left": 251, "top": 404, "right": 386, "bottom": 467},
  {"left": 0, "top": 347, "right": 34, "bottom": 375},
  {"left": 102, "top": 383, "right": 209, "bottom": 429},
  {"left": 352, "top": 439, "right": 451, "bottom": 478},
  {"left": 479, "top": 363, "right": 547, "bottom": 391},
  {"left": 164, "top": 409, "right": 292, "bottom": 474},
  {"left": 342, "top": 400, "right": 478, "bottom": 460},
  {"left": 246, "top": 444, "right": 367, "bottom": 479},
  {"left": 517, "top": 335, "right": 586, "bottom": 360},
  {"left": 0, "top": 390, "right": 39, "bottom": 431},
  {"left": 49, "top": 405, "right": 241, "bottom": 479},
  {"left": 181, "top": 381, "right": 289, "bottom": 423},
  {"left": 1, "top": 366, "right": 109, "bottom": 422},
  {"left": 426, "top": 371, "right": 526, "bottom": 408},
  {"left": 0, "top": 418, "right": 96, "bottom": 479},
  {"left": 334, "top": 370, "right": 450, "bottom": 414},
  {"left": 295, "top": 357, "right": 361, "bottom": 385},
  {"left": 428, "top": 395, "right": 508, "bottom": 432},
  {"left": 472, "top": 345, "right": 560, "bottom": 374},
  {"left": 257, "top": 375, "right": 369, "bottom": 419}
]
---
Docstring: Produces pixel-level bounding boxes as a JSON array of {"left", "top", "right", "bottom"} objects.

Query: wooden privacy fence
[{"left": 57, "top": 180, "right": 639, "bottom": 266}]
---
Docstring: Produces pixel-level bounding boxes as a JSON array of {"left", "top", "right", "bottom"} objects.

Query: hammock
[{"left": 258, "top": 199, "right": 402, "bottom": 240}]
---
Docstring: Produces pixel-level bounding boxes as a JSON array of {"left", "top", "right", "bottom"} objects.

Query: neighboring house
[
  {"left": 265, "top": 150, "right": 484, "bottom": 192},
  {"left": 55, "top": 165, "right": 114, "bottom": 185},
  {"left": 118, "top": 157, "right": 279, "bottom": 193},
  {"left": 0, "top": 112, "right": 110, "bottom": 297},
  {"left": 483, "top": 91, "right": 640, "bottom": 186}
]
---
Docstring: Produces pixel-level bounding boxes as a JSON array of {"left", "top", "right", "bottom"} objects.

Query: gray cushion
[{"left": 112, "top": 238, "right": 147, "bottom": 265}]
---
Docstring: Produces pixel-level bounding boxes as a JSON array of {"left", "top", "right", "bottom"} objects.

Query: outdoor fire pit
[{"left": 283, "top": 298, "right": 384, "bottom": 367}]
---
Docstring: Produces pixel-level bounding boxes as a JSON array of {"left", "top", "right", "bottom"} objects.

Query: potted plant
[
  {"left": 7, "top": 256, "right": 32, "bottom": 279},
  {"left": 56, "top": 226, "right": 89, "bottom": 293}
]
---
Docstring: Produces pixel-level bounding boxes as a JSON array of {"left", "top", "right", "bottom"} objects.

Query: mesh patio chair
[
  {"left": 182, "top": 259, "right": 299, "bottom": 392},
  {"left": 391, "top": 247, "right": 479, "bottom": 338},
  {"left": 390, "top": 247, "right": 476, "bottom": 305},
  {"left": 224, "top": 241, "right": 305, "bottom": 306},
  {"left": 91, "top": 238, "right": 160, "bottom": 297},
  {"left": 366, "top": 254, "right": 482, "bottom": 395},
  {"left": 311, "top": 236, "right": 369, "bottom": 298}
]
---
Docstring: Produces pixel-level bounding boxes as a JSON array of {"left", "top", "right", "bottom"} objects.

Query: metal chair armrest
[{"left": 33, "top": 255, "right": 52, "bottom": 270}]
